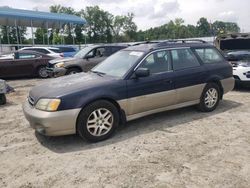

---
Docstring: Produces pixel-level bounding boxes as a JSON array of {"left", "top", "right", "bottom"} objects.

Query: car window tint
[
  {"left": 171, "top": 48, "right": 200, "bottom": 71},
  {"left": 195, "top": 48, "right": 224, "bottom": 64},
  {"left": 28, "top": 49, "right": 49, "bottom": 54},
  {"left": 95, "top": 47, "right": 105, "bottom": 57},
  {"left": 111, "top": 47, "right": 121, "bottom": 54},
  {"left": 58, "top": 47, "right": 75, "bottom": 52},
  {"left": 18, "top": 53, "right": 37, "bottom": 59},
  {"left": 141, "top": 50, "right": 171, "bottom": 74},
  {"left": 50, "top": 48, "right": 61, "bottom": 53}
]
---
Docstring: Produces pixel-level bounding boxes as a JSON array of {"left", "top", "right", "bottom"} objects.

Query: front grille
[{"left": 28, "top": 96, "right": 35, "bottom": 106}]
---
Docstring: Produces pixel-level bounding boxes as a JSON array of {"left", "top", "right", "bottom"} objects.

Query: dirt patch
[{"left": 0, "top": 79, "right": 250, "bottom": 188}]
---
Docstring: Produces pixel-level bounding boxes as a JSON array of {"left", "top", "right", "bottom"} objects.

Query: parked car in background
[
  {"left": 46, "top": 44, "right": 128, "bottom": 77},
  {"left": 19, "top": 47, "right": 64, "bottom": 58},
  {"left": 215, "top": 33, "right": 250, "bottom": 87},
  {"left": 0, "top": 79, "right": 7, "bottom": 105},
  {"left": 226, "top": 50, "right": 250, "bottom": 87},
  {"left": 55, "top": 46, "right": 78, "bottom": 57},
  {"left": 0, "top": 51, "right": 53, "bottom": 78},
  {"left": 23, "top": 40, "right": 234, "bottom": 142}
]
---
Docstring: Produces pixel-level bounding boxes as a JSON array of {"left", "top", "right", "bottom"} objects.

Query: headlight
[
  {"left": 55, "top": 62, "right": 65, "bottom": 68},
  {"left": 35, "top": 98, "right": 61, "bottom": 112}
]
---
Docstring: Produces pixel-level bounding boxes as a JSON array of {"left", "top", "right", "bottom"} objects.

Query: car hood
[
  {"left": 29, "top": 72, "right": 115, "bottom": 102},
  {"left": 49, "top": 57, "right": 78, "bottom": 64}
]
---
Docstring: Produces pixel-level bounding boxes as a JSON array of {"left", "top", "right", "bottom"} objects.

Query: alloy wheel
[{"left": 86, "top": 108, "right": 114, "bottom": 136}]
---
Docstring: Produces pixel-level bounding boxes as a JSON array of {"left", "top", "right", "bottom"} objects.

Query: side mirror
[
  {"left": 135, "top": 68, "right": 150, "bottom": 78},
  {"left": 84, "top": 54, "right": 92, "bottom": 60}
]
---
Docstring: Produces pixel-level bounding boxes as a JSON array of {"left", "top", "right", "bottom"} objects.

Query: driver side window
[
  {"left": 140, "top": 50, "right": 171, "bottom": 74},
  {"left": 86, "top": 47, "right": 106, "bottom": 59}
]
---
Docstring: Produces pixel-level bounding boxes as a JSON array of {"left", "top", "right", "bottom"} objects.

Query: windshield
[
  {"left": 227, "top": 51, "right": 250, "bottom": 61},
  {"left": 92, "top": 50, "right": 144, "bottom": 78},
  {"left": 74, "top": 46, "right": 93, "bottom": 58}
]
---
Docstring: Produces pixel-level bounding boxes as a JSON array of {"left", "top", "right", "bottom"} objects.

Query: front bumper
[
  {"left": 46, "top": 67, "right": 67, "bottom": 78},
  {"left": 22, "top": 101, "right": 81, "bottom": 136}
]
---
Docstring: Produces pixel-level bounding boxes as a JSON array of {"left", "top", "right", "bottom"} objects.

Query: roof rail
[
  {"left": 131, "top": 41, "right": 160, "bottom": 46},
  {"left": 130, "top": 39, "right": 207, "bottom": 47},
  {"left": 154, "top": 39, "right": 207, "bottom": 47},
  {"left": 167, "top": 39, "right": 207, "bottom": 43}
]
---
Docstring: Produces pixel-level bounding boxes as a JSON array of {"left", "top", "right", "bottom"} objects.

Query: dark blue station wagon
[{"left": 23, "top": 40, "right": 234, "bottom": 142}]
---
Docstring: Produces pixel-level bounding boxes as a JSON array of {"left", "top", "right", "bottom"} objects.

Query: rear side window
[
  {"left": 58, "top": 47, "right": 76, "bottom": 52},
  {"left": 27, "top": 48, "right": 49, "bottom": 54},
  {"left": 50, "top": 48, "right": 61, "bottom": 53},
  {"left": 195, "top": 48, "right": 224, "bottom": 64},
  {"left": 18, "top": 53, "right": 37, "bottom": 59},
  {"left": 171, "top": 48, "right": 200, "bottom": 71}
]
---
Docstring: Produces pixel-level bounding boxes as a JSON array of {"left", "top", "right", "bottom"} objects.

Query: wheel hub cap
[
  {"left": 87, "top": 108, "right": 113, "bottom": 136},
  {"left": 205, "top": 88, "right": 218, "bottom": 108}
]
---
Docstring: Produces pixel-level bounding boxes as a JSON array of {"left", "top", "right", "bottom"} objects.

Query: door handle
[{"left": 164, "top": 79, "right": 173, "bottom": 84}]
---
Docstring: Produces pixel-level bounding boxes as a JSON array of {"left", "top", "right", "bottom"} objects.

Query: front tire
[
  {"left": 197, "top": 83, "right": 220, "bottom": 112},
  {"left": 0, "top": 94, "right": 6, "bottom": 105},
  {"left": 66, "top": 68, "right": 81, "bottom": 75},
  {"left": 37, "top": 66, "right": 48, "bottom": 78},
  {"left": 77, "top": 100, "right": 119, "bottom": 142}
]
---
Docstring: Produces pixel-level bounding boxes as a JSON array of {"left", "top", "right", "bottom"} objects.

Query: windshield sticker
[{"left": 129, "top": 51, "right": 143, "bottom": 56}]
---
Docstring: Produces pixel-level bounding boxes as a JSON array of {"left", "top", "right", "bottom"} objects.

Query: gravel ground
[{"left": 0, "top": 78, "right": 250, "bottom": 188}]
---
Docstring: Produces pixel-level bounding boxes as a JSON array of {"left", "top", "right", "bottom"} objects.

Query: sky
[{"left": 0, "top": 0, "right": 249, "bottom": 32}]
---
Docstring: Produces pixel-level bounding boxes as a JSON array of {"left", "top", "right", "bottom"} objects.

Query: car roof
[
  {"left": 17, "top": 50, "right": 52, "bottom": 57},
  {"left": 21, "top": 47, "right": 59, "bottom": 50},
  {"left": 89, "top": 44, "right": 129, "bottom": 48},
  {"left": 124, "top": 40, "right": 214, "bottom": 52}
]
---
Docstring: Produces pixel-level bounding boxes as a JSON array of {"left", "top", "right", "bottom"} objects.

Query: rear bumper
[
  {"left": 221, "top": 77, "right": 235, "bottom": 94},
  {"left": 46, "top": 67, "right": 67, "bottom": 77},
  {"left": 23, "top": 100, "right": 81, "bottom": 136}
]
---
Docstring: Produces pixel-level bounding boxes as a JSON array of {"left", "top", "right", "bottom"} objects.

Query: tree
[
  {"left": 197, "top": 17, "right": 211, "bottom": 37},
  {"left": 34, "top": 28, "right": 47, "bottom": 44},
  {"left": 81, "top": 6, "right": 114, "bottom": 43},
  {"left": 0, "top": 25, "right": 26, "bottom": 44}
]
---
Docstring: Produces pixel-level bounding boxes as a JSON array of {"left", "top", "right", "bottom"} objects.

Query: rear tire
[
  {"left": 37, "top": 66, "right": 48, "bottom": 78},
  {"left": 66, "top": 68, "right": 81, "bottom": 75},
  {"left": 77, "top": 100, "right": 119, "bottom": 142},
  {"left": 0, "top": 94, "right": 6, "bottom": 105},
  {"left": 197, "top": 83, "right": 220, "bottom": 112}
]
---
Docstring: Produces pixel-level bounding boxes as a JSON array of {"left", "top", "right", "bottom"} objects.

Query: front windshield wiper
[{"left": 90, "top": 70, "right": 106, "bottom": 76}]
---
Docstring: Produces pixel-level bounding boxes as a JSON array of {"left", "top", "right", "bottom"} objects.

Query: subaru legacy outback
[{"left": 23, "top": 40, "right": 234, "bottom": 142}]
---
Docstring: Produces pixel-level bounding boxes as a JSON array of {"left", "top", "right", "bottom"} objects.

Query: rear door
[
  {"left": 126, "top": 49, "right": 177, "bottom": 116},
  {"left": 10, "top": 52, "right": 41, "bottom": 76},
  {"left": 170, "top": 48, "right": 206, "bottom": 104}
]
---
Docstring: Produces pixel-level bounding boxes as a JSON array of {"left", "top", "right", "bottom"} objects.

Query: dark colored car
[
  {"left": 46, "top": 44, "right": 128, "bottom": 77},
  {"left": 0, "top": 51, "right": 53, "bottom": 78},
  {"left": 55, "top": 46, "right": 78, "bottom": 57},
  {"left": 23, "top": 40, "right": 234, "bottom": 142}
]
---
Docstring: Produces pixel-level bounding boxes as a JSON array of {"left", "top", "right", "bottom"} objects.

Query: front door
[{"left": 126, "top": 50, "right": 177, "bottom": 116}]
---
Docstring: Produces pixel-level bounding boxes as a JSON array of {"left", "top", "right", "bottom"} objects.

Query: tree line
[{"left": 0, "top": 5, "right": 240, "bottom": 45}]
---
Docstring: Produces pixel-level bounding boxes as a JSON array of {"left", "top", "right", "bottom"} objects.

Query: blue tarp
[{"left": 0, "top": 7, "right": 86, "bottom": 28}]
